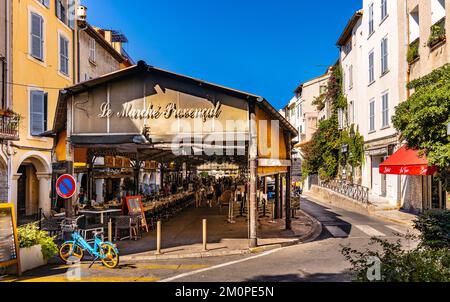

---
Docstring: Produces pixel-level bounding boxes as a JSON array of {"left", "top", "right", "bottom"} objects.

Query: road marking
[
  {"left": 385, "top": 225, "right": 406, "bottom": 234},
  {"left": 325, "top": 226, "right": 348, "bottom": 238},
  {"left": 2, "top": 276, "right": 160, "bottom": 283},
  {"left": 94, "top": 264, "right": 209, "bottom": 271},
  {"left": 159, "top": 248, "right": 282, "bottom": 282},
  {"left": 354, "top": 225, "right": 385, "bottom": 237}
]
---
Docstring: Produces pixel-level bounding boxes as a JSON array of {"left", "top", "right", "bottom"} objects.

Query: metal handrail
[{"left": 319, "top": 179, "right": 370, "bottom": 204}]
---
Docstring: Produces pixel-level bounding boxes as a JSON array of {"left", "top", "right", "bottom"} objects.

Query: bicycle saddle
[{"left": 93, "top": 231, "right": 104, "bottom": 237}]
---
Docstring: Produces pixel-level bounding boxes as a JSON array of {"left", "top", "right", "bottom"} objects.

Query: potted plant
[{"left": 17, "top": 223, "right": 58, "bottom": 273}]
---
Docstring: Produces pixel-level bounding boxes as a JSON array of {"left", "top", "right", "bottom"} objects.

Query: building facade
[
  {"left": 337, "top": 1, "right": 403, "bottom": 207},
  {"left": 0, "top": 0, "right": 14, "bottom": 203},
  {"left": 396, "top": 0, "right": 449, "bottom": 212},
  {"left": 9, "top": 0, "right": 76, "bottom": 223},
  {"left": 78, "top": 24, "right": 132, "bottom": 83}
]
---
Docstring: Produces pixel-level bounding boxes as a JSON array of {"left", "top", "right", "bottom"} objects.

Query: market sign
[
  {"left": 72, "top": 77, "right": 249, "bottom": 137},
  {"left": 0, "top": 204, "right": 21, "bottom": 275}
]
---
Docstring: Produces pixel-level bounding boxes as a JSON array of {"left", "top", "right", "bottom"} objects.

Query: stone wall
[{"left": 309, "top": 185, "right": 371, "bottom": 215}]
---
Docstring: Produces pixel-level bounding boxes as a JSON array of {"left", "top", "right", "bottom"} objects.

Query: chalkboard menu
[
  {"left": 126, "top": 196, "right": 149, "bottom": 233},
  {"left": 0, "top": 204, "right": 20, "bottom": 275}
]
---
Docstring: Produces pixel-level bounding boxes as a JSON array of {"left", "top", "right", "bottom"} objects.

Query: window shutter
[
  {"left": 31, "top": 91, "right": 45, "bottom": 136},
  {"left": 44, "top": 93, "right": 48, "bottom": 132},
  {"left": 31, "top": 13, "right": 43, "bottom": 60},
  {"left": 43, "top": 0, "right": 50, "bottom": 8},
  {"left": 68, "top": 0, "right": 75, "bottom": 29}
]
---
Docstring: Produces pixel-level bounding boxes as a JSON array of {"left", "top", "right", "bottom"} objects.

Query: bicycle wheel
[
  {"left": 59, "top": 242, "right": 84, "bottom": 263},
  {"left": 100, "top": 243, "right": 119, "bottom": 269}
]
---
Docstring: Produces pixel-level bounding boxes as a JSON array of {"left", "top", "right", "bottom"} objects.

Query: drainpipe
[{"left": 6, "top": 0, "right": 13, "bottom": 205}]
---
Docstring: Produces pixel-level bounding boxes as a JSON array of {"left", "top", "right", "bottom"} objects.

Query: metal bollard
[
  {"left": 156, "top": 221, "right": 162, "bottom": 255},
  {"left": 108, "top": 219, "right": 113, "bottom": 243},
  {"left": 202, "top": 219, "right": 208, "bottom": 252}
]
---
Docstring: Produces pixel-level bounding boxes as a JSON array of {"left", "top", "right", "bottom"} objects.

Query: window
[
  {"left": 30, "top": 90, "right": 48, "bottom": 136},
  {"left": 338, "top": 108, "right": 345, "bottom": 130},
  {"left": 348, "top": 101, "right": 354, "bottom": 125},
  {"left": 299, "top": 126, "right": 303, "bottom": 135},
  {"left": 369, "top": 50, "right": 375, "bottom": 83},
  {"left": 381, "top": 36, "right": 389, "bottom": 74},
  {"left": 409, "top": 8, "right": 420, "bottom": 42},
  {"left": 67, "top": 0, "right": 76, "bottom": 29},
  {"left": 59, "top": 35, "right": 69, "bottom": 75},
  {"left": 56, "top": 0, "right": 67, "bottom": 24},
  {"left": 369, "top": 3, "right": 374, "bottom": 35},
  {"left": 349, "top": 65, "right": 353, "bottom": 89},
  {"left": 30, "top": 12, "right": 44, "bottom": 61},
  {"left": 381, "top": 0, "right": 388, "bottom": 21},
  {"left": 369, "top": 99, "right": 375, "bottom": 132},
  {"left": 381, "top": 92, "right": 389, "bottom": 128},
  {"left": 37, "top": 0, "right": 50, "bottom": 8},
  {"left": 431, "top": 0, "right": 446, "bottom": 25},
  {"left": 344, "top": 39, "right": 352, "bottom": 55},
  {"left": 89, "top": 38, "right": 96, "bottom": 63}
]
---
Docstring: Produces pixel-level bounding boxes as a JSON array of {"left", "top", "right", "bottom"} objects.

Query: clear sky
[{"left": 83, "top": 0, "right": 361, "bottom": 110}]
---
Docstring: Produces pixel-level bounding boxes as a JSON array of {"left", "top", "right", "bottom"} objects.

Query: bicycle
[{"left": 59, "top": 217, "right": 120, "bottom": 269}]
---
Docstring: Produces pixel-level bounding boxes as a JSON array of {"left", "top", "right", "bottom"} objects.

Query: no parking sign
[{"left": 56, "top": 174, "right": 77, "bottom": 199}]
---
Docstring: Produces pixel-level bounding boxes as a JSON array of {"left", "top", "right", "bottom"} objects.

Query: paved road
[
  {"left": 163, "top": 197, "right": 418, "bottom": 282},
  {"left": 1, "top": 197, "right": 417, "bottom": 282}
]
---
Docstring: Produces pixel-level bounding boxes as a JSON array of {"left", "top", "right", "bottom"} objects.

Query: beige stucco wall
[
  {"left": 79, "top": 30, "right": 121, "bottom": 82},
  {"left": 0, "top": 0, "right": 6, "bottom": 106}
]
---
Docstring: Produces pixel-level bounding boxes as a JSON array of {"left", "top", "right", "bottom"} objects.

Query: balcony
[
  {"left": 407, "top": 38, "right": 420, "bottom": 65},
  {"left": 428, "top": 17, "right": 446, "bottom": 48},
  {"left": 0, "top": 110, "right": 20, "bottom": 141}
]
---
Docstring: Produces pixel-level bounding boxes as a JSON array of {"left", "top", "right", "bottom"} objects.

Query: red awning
[{"left": 379, "top": 145, "right": 438, "bottom": 176}]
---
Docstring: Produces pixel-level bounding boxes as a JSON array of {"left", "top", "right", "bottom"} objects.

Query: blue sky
[{"left": 83, "top": 0, "right": 361, "bottom": 110}]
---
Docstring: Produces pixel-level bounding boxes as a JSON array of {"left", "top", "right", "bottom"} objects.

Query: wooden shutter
[
  {"left": 31, "top": 13, "right": 43, "bottom": 60},
  {"left": 30, "top": 91, "right": 45, "bottom": 136}
]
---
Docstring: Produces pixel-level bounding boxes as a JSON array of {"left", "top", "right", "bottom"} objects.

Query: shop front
[
  {"left": 380, "top": 145, "right": 448, "bottom": 213},
  {"left": 48, "top": 61, "right": 297, "bottom": 248}
]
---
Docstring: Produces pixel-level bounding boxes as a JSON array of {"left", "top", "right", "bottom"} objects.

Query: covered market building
[{"left": 47, "top": 60, "right": 298, "bottom": 248}]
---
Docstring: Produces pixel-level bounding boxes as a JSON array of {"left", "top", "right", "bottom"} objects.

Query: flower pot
[{"left": 19, "top": 245, "right": 47, "bottom": 273}]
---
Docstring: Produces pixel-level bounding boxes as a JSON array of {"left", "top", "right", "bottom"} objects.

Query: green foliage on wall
[
  {"left": 392, "top": 64, "right": 450, "bottom": 189},
  {"left": 301, "top": 62, "right": 365, "bottom": 182}
]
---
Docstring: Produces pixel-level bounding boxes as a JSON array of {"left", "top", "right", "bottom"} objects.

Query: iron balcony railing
[
  {"left": 0, "top": 110, "right": 20, "bottom": 141},
  {"left": 319, "top": 179, "right": 370, "bottom": 204}
]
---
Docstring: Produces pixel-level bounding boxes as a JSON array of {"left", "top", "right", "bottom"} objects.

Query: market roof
[
  {"left": 51, "top": 60, "right": 298, "bottom": 137},
  {"left": 336, "top": 10, "right": 363, "bottom": 47}
]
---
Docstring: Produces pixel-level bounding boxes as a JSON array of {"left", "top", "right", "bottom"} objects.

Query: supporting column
[
  {"left": 275, "top": 174, "right": 280, "bottom": 219},
  {"left": 95, "top": 179, "right": 104, "bottom": 203},
  {"left": 37, "top": 173, "right": 52, "bottom": 216},
  {"left": 248, "top": 100, "right": 258, "bottom": 248},
  {"left": 285, "top": 132, "right": 292, "bottom": 231},
  {"left": 279, "top": 175, "right": 284, "bottom": 219},
  {"left": 11, "top": 174, "right": 21, "bottom": 221}
]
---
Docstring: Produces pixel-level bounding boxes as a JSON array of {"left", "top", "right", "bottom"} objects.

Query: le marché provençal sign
[{"left": 98, "top": 101, "right": 223, "bottom": 123}]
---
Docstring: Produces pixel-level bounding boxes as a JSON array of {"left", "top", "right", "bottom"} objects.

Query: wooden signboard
[
  {"left": 0, "top": 204, "right": 21, "bottom": 276},
  {"left": 125, "top": 196, "right": 149, "bottom": 233}
]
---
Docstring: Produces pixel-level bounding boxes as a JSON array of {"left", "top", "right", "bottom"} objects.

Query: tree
[{"left": 392, "top": 64, "right": 450, "bottom": 184}]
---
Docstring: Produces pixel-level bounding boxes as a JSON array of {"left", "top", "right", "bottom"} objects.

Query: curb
[
  {"left": 120, "top": 210, "right": 322, "bottom": 262},
  {"left": 369, "top": 211, "right": 416, "bottom": 228}
]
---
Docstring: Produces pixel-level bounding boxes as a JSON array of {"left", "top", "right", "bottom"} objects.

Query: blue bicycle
[{"left": 59, "top": 218, "right": 119, "bottom": 269}]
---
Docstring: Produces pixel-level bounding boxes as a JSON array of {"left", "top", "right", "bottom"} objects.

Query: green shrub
[
  {"left": 17, "top": 223, "right": 58, "bottom": 261},
  {"left": 342, "top": 237, "right": 450, "bottom": 282},
  {"left": 407, "top": 41, "right": 419, "bottom": 64},
  {"left": 414, "top": 210, "right": 450, "bottom": 250}
]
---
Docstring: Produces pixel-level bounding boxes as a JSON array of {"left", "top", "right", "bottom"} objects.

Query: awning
[{"left": 379, "top": 145, "right": 438, "bottom": 176}]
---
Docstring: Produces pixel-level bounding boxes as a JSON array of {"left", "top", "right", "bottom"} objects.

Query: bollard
[
  {"left": 202, "top": 219, "right": 208, "bottom": 252},
  {"left": 108, "top": 219, "right": 113, "bottom": 243},
  {"left": 156, "top": 221, "right": 162, "bottom": 255}
]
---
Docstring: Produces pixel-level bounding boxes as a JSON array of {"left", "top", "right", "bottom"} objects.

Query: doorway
[{"left": 17, "top": 164, "right": 39, "bottom": 225}]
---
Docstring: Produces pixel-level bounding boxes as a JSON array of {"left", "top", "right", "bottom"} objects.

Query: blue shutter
[
  {"left": 30, "top": 91, "right": 45, "bottom": 136},
  {"left": 43, "top": 0, "right": 50, "bottom": 8},
  {"left": 31, "top": 13, "right": 43, "bottom": 60},
  {"left": 68, "top": 0, "right": 75, "bottom": 29}
]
